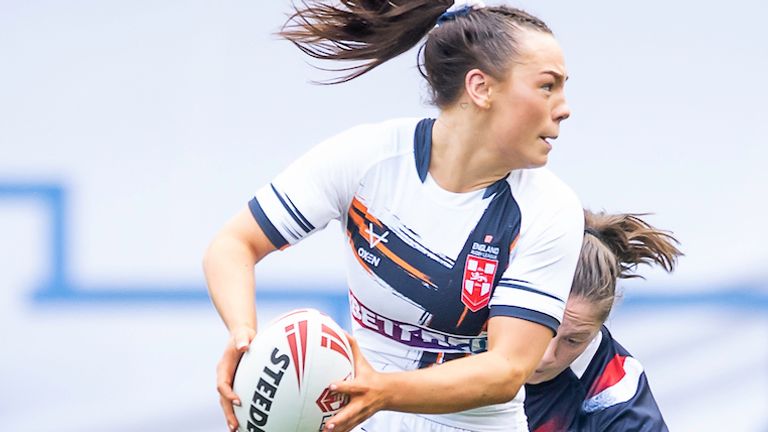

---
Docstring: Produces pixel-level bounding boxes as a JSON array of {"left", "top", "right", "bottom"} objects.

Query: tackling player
[{"left": 524, "top": 210, "right": 681, "bottom": 431}]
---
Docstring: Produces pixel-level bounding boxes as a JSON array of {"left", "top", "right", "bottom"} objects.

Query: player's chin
[
  {"left": 522, "top": 145, "right": 550, "bottom": 168},
  {"left": 525, "top": 154, "right": 549, "bottom": 169}
]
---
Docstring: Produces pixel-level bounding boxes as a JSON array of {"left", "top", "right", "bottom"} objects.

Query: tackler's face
[
  {"left": 527, "top": 297, "right": 602, "bottom": 384},
  {"left": 486, "top": 30, "right": 571, "bottom": 170}
]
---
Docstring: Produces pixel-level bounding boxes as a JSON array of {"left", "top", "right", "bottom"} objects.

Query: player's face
[
  {"left": 487, "top": 30, "right": 571, "bottom": 170},
  {"left": 527, "top": 297, "right": 603, "bottom": 384}
]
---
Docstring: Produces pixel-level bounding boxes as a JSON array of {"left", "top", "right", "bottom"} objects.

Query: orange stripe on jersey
[
  {"left": 509, "top": 233, "right": 520, "bottom": 253},
  {"left": 348, "top": 237, "right": 373, "bottom": 275},
  {"left": 348, "top": 205, "right": 366, "bottom": 229},
  {"left": 350, "top": 196, "right": 384, "bottom": 228},
  {"left": 374, "top": 241, "right": 437, "bottom": 288},
  {"left": 350, "top": 196, "right": 367, "bottom": 213},
  {"left": 455, "top": 306, "right": 469, "bottom": 328},
  {"left": 347, "top": 199, "right": 436, "bottom": 288},
  {"left": 426, "top": 352, "right": 445, "bottom": 368}
]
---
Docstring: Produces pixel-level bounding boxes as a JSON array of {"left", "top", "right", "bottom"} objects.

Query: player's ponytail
[
  {"left": 279, "top": 0, "right": 454, "bottom": 83},
  {"left": 279, "top": 1, "right": 552, "bottom": 107},
  {"left": 572, "top": 211, "right": 682, "bottom": 322}
]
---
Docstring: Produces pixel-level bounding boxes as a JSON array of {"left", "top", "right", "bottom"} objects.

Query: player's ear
[{"left": 464, "top": 69, "right": 493, "bottom": 110}]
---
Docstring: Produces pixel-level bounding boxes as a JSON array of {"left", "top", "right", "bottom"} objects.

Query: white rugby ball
[{"left": 233, "top": 308, "right": 354, "bottom": 432}]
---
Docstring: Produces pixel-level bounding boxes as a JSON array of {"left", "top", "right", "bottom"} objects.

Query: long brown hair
[
  {"left": 573, "top": 211, "right": 682, "bottom": 322},
  {"left": 278, "top": 1, "right": 551, "bottom": 107}
]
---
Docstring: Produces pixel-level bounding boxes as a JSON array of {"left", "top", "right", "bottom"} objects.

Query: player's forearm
[
  {"left": 381, "top": 350, "right": 529, "bottom": 414},
  {"left": 203, "top": 233, "right": 259, "bottom": 332}
]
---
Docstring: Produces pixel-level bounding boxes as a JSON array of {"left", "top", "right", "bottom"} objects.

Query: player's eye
[
  {"left": 541, "top": 83, "right": 554, "bottom": 92},
  {"left": 565, "top": 337, "right": 582, "bottom": 345}
]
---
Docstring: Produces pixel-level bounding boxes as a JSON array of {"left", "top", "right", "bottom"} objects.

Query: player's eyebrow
[
  {"left": 563, "top": 330, "right": 592, "bottom": 339},
  {"left": 574, "top": 332, "right": 591, "bottom": 338},
  {"left": 542, "top": 70, "right": 568, "bottom": 82}
]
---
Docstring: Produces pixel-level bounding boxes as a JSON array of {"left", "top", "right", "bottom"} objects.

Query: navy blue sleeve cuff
[
  {"left": 489, "top": 305, "right": 560, "bottom": 336},
  {"left": 248, "top": 197, "right": 288, "bottom": 249}
]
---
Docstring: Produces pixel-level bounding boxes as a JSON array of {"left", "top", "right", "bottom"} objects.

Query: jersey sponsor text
[{"left": 350, "top": 292, "right": 487, "bottom": 353}]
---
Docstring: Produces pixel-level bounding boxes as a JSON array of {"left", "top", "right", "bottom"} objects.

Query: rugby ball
[{"left": 233, "top": 308, "right": 354, "bottom": 432}]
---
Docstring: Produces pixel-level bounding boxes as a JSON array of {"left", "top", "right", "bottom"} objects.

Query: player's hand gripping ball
[{"left": 233, "top": 309, "right": 354, "bottom": 432}]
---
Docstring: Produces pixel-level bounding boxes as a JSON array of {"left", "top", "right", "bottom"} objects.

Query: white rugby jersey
[{"left": 250, "top": 117, "right": 584, "bottom": 430}]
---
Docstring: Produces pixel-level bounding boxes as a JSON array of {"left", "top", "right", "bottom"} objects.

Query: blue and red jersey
[{"left": 525, "top": 326, "right": 668, "bottom": 432}]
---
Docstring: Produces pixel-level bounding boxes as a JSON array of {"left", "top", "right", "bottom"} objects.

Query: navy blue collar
[
  {"left": 414, "top": 118, "right": 435, "bottom": 183},
  {"left": 413, "top": 118, "right": 509, "bottom": 199}
]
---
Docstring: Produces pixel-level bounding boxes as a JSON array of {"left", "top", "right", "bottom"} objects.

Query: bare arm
[
  {"left": 204, "top": 206, "right": 277, "bottom": 331},
  {"left": 326, "top": 316, "right": 553, "bottom": 431},
  {"left": 203, "top": 206, "right": 277, "bottom": 431}
]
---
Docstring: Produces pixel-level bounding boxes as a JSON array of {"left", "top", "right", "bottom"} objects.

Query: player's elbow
[
  {"left": 202, "top": 236, "right": 223, "bottom": 277},
  {"left": 201, "top": 234, "right": 236, "bottom": 287},
  {"left": 485, "top": 360, "right": 528, "bottom": 404},
  {"left": 499, "top": 370, "right": 527, "bottom": 403}
]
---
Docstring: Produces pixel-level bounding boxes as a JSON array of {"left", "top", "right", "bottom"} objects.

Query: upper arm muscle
[{"left": 222, "top": 206, "right": 278, "bottom": 262}]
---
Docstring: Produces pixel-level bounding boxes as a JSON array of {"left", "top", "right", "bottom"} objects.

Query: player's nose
[{"left": 538, "top": 341, "right": 557, "bottom": 366}]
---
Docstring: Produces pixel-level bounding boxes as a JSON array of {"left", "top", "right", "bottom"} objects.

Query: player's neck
[{"left": 430, "top": 111, "right": 510, "bottom": 193}]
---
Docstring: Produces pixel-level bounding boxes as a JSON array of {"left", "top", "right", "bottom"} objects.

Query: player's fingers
[
  {"left": 331, "top": 373, "right": 374, "bottom": 396},
  {"left": 216, "top": 376, "right": 240, "bottom": 403},
  {"left": 217, "top": 328, "right": 254, "bottom": 432},
  {"left": 234, "top": 331, "right": 252, "bottom": 352},
  {"left": 323, "top": 399, "right": 374, "bottom": 432},
  {"left": 323, "top": 408, "right": 350, "bottom": 431},
  {"left": 329, "top": 380, "right": 356, "bottom": 395},
  {"left": 344, "top": 333, "right": 373, "bottom": 374},
  {"left": 232, "top": 327, "right": 256, "bottom": 353},
  {"left": 220, "top": 395, "right": 239, "bottom": 431},
  {"left": 216, "top": 352, "right": 242, "bottom": 405},
  {"left": 345, "top": 332, "right": 360, "bottom": 355},
  {"left": 324, "top": 399, "right": 354, "bottom": 431}
]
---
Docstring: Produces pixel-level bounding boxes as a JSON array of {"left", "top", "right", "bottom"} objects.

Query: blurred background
[{"left": 1, "top": 0, "right": 766, "bottom": 431}]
